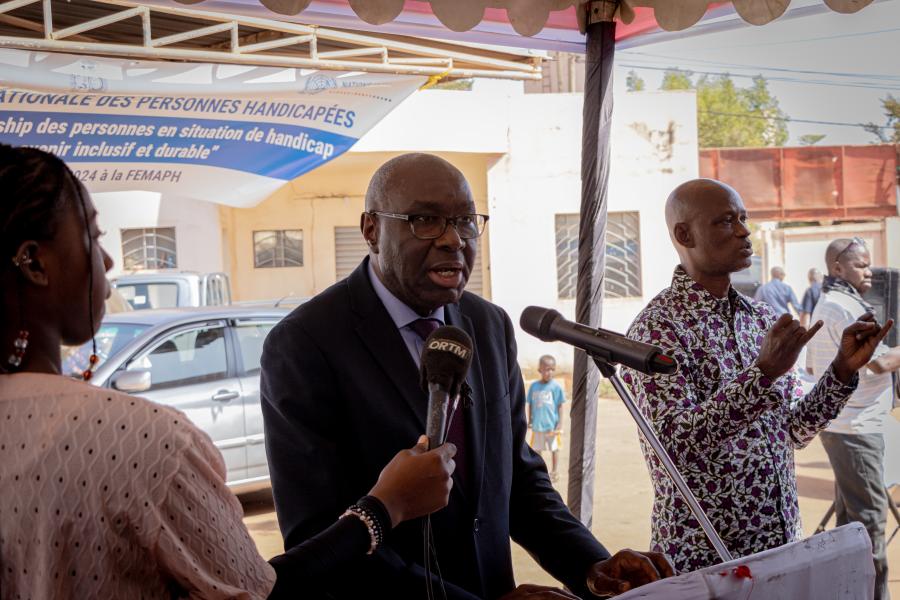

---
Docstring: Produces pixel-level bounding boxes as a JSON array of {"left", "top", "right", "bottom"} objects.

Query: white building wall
[
  {"left": 92, "top": 191, "right": 224, "bottom": 279},
  {"left": 488, "top": 91, "right": 697, "bottom": 371},
  {"left": 353, "top": 79, "right": 516, "bottom": 154}
]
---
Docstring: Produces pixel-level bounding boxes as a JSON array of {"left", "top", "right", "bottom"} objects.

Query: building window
[
  {"left": 121, "top": 227, "right": 177, "bottom": 270},
  {"left": 555, "top": 212, "right": 642, "bottom": 299},
  {"left": 254, "top": 230, "right": 303, "bottom": 268},
  {"left": 334, "top": 226, "right": 368, "bottom": 281},
  {"left": 555, "top": 214, "right": 579, "bottom": 300}
]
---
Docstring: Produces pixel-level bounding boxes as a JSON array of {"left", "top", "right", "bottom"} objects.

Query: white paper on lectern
[{"left": 615, "top": 523, "right": 874, "bottom": 600}]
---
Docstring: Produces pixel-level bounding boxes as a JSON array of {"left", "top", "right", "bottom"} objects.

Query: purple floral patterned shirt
[{"left": 623, "top": 267, "right": 857, "bottom": 572}]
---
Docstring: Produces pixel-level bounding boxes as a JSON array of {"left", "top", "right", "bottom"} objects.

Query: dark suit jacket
[{"left": 261, "top": 258, "right": 609, "bottom": 599}]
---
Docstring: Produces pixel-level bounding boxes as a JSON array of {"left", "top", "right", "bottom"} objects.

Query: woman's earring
[
  {"left": 8, "top": 254, "right": 33, "bottom": 369},
  {"left": 82, "top": 352, "right": 99, "bottom": 381},
  {"left": 8, "top": 329, "right": 28, "bottom": 368}
]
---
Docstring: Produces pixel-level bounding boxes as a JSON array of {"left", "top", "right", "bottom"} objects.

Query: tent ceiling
[
  {"left": 0, "top": 0, "right": 543, "bottom": 79},
  {"left": 168, "top": 0, "right": 875, "bottom": 38}
]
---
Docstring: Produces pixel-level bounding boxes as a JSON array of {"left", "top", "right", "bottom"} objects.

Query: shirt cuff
[
  {"left": 741, "top": 363, "right": 776, "bottom": 394},
  {"left": 821, "top": 362, "right": 859, "bottom": 396}
]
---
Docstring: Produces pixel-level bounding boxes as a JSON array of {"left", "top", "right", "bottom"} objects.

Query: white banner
[{"left": 0, "top": 49, "right": 425, "bottom": 207}]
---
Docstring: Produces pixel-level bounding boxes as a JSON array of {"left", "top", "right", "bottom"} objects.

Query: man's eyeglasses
[
  {"left": 834, "top": 236, "right": 867, "bottom": 262},
  {"left": 368, "top": 211, "right": 489, "bottom": 240}
]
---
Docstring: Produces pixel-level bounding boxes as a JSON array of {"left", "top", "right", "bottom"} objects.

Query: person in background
[
  {"left": 0, "top": 144, "right": 456, "bottom": 600},
  {"left": 800, "top": 267, "right": 824, "bottom": 327},
  {"left": 526, "top": 355, "right": 566, "bottom": 483},
  {"left": 807, "top": 237, "right": 900, "bottom": 600},
  {"left": 754, "top": 265, "right": 801, "bottom": 317},
  {"left": 623, "top": 179, "right": 892, "bottom": 572}
]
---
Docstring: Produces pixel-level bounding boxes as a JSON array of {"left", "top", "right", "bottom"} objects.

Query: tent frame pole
[{"left": 567, "top": 0, "right": 617, "bottom": 527}]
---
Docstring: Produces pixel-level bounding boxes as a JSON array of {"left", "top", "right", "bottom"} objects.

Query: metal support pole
[
  {"left": 568, "top": 0, "right": 617, "bottom": 528},
  {"left": 594, "top": 357, "right": 733, "bottom": 563}
]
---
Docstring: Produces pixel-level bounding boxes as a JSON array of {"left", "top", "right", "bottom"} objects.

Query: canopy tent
[
  {"left": 148, "top": 0, "right": 874, "bottom": 51},
  {"left": 0, "top": 0, "right": 544, "bottom": 80},
  {"left": 0, "top": 0, "right": 876, "bottom": 528}
]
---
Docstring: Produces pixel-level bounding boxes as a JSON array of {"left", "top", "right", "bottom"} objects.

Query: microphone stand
[{"left": 590, "top": 353, "right": 734, "bottom": 563}]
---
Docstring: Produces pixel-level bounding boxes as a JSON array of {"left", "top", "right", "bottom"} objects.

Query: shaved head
[
  {"left": 365, "top": 153, "right": 469, "bottom": 213},
  {"left": 770, "top": 266, "right": 785, "bottom": 280},
  {"left": 664, "top": 178, "right": 741, "bottom": 236}
]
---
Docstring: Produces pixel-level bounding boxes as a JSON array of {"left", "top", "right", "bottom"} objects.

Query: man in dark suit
[{"left": 261, "top": 153, "right": 672, "bottom": 599}]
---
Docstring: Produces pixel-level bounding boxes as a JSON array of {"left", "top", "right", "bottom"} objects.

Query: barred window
[
  {"left": 555, "top": 212, "right": 642, "bottom": 299},
  {"left": 121, "top": 227, "right": 177, "bottom": 270},
  {"left": 254, "top": 230, "right": 303, "bottom": 268},
  {"left": 555, "top": 214, "right": 580, "bottom": 300}
]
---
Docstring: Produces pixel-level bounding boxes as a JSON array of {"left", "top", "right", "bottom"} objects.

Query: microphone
[
  {"left": 519, "top": 306, "right": 677, "bottom": 375},
  {"left": 419, "top": 326, "right": 474, "bottom": 450}
]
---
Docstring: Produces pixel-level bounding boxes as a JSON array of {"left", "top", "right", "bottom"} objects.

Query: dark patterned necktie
[
  {"left": 409, "top": 317, "right": 441, "bottom": 342},
  {"left": 410, "top": 318, "right": 467, "bottom": 492}
]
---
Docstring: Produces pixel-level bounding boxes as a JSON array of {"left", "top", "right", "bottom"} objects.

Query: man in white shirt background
[{"left": 807, "top": 237, "right": 900, "bottom": 600}]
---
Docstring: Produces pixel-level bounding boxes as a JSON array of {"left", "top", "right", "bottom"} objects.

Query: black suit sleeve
[
  {"left": 268, "top": 516, "right": 479, "bottom": 599},
  {"left": 503, "top": 311, "right": 611, "bottom": 596},
  {"left": 260, "top": 318, "right": 480, "bottom": 599},
  {"left": 267, "top": 515, "right": 368, "bottom": 598}
]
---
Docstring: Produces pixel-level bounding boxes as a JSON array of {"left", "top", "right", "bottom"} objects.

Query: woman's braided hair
[
  {"left": 0, "top": 143, "right": 97, "bottom": 373},
  {"left": 0, "top": 143, "right": 76, "bottom": 262}
]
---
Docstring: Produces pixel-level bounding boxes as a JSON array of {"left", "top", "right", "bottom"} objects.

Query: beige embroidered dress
[{"left": 0, "top": 373, "right": 275, "bottom": 599}]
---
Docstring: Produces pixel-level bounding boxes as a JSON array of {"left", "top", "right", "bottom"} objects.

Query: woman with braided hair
[{"left": 0, "top": 145, "right": 456, "bottom": 599}]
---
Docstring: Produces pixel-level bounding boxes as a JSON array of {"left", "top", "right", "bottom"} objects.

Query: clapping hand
[
  {"left": 831, "top": 313, "right": 894, "bottom": 383},
  {"left": 757, "top": 314, "right": 824, "bottom": 380}
]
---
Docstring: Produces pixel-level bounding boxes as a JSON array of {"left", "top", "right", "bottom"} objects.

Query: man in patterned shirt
[{"left": 623, "top": 179, "right": 893, "bottom": 572}]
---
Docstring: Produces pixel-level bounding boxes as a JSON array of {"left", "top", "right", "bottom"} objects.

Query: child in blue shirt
[{"left": 526, "top": 355, "right": 566, "bottom": 482}]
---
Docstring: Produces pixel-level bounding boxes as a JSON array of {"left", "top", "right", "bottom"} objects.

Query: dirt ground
[{"left": 241, "top": 389, "right": 900, "bottom": 597}]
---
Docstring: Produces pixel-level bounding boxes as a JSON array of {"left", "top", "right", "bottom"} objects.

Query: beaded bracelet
[
  {"left": 341, "top": 505, "right": 383, "bottom": 555},
  {"left": 356, "top": 495, "right": 392, "bottom": 532}
]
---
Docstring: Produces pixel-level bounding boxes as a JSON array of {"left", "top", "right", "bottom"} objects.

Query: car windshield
[
  {"left": 62, "top": 322, "right": 150, "bottom": 378},
  {"left": 116, "top": 283, "right": 179, "bottom": 310}
]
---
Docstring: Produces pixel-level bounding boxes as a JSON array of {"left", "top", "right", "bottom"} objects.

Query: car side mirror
[{"left": 111, "top": 369, "right": 151, "bottom": 393}]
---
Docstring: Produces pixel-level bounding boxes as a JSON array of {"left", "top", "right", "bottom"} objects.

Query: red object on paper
[{"left": 734, "top": 565, "right": 753, "bottom": 579}]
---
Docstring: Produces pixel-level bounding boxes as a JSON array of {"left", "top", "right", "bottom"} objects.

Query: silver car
[{"left": 64, "top": 306, "right": 290, "bottom": 493}]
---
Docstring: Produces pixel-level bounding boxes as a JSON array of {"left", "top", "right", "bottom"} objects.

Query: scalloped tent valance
[{"left": 172, "top": 0, "right": 873, "bottom": 39}]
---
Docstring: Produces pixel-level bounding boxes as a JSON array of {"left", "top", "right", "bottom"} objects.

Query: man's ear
[
  {"left": 12, "top": 241, "right": 49, "bottom": 287},
  {"left": 831, "top": 260, "right": 844, "bottom": 280},
  {"left": 672, "top": 223, "right": 694, "bottom": 249},
  {"left": 360, "top": 212, "right": 378, "bottom": 253}
]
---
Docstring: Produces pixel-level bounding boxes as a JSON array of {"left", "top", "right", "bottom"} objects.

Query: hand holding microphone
[
  {"left": 368, "top": 436, "right": 456, "bottom": 528},
  {"left": 367, "top": 325, "right": 474, "bottom": 528}
]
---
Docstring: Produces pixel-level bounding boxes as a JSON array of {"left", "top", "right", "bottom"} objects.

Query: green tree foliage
[
  {"left": 659, "top": 70, "right": 789, "bottom": 148},
  {"left": 862, "top": 94, "right": 900, "bottom": 143},
  {"left": 799, "top": 134, "right": 826, "bottom": 146},
  {"left": 626, "top": 70, "right": 645, "bottom": 92},
  {"left": 660, "top": 69, "right": 693, "bottom": 91}
]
